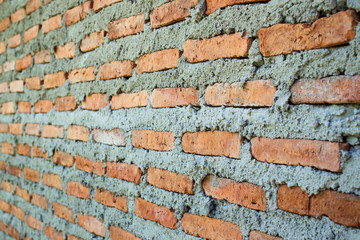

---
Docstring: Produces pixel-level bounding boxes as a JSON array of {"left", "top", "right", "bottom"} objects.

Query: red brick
[
  {"left": 108, "top": 14, "right": 144, "bottom": 40},
  {"left": 42, "top": 15, "right": 62, "bottom": 34},
  {"left": 132, "top": 130, "right": 175, "bottom": 151},
  {"left": 0, "top": 17, "right": 10, "bottom": 32},
  {"left": 25, "top": 123, "right": 40, "bottom": 136},
  {"left": 251, "top": 137, "right": 350, "bottom": 172},
  {"left": 0, "top": 82, "right": 8, "bottom": 93},
  {"left": 95, "top": 188, "right": 128, "bottom": 212},
  {"left": 0, "top": 199, "right": 11, "bottom": 213},
  {"left": 11, "top": 8, "right": 25, "bottom": 23},
  {"left": 32, "top": 146, "right": 48, "bottom": 159},
  {"left": 0, "top": 41, "right": 5, "bottom": 54},
  {"left": 135, "top": 198, "right": 177, "bottom": 229},
  {"left": 99, "top": 60, "right": 135, "bottom": 80},
  {"left": 67, "top": 125, "right": 90, "bottom": 142},
  {"left": 93, "top": 128, "right": 125, "bottom": 146},
  {"left": 53, "top": 150, "right": 75, "bottom": 167},
  {"left": 9, "top": 80, "right": 24, "bottom": 92},
  {"left": 150, "top": 87, "right": 199, "bottom": 108},
  {"left": 0, "top": 160, "right": 5, "bottom": 170},
  {"left": 44, "top": 226, "right": 64, "bottom": 240},
  {"left": 24, "top": 25, "right": 40, "bottom": 43},
  {"left": 34, "top": 49, "right": 51, "bottom": 64},
  {"left": 67, "top": 234, "right": 84, "bottom": 240},
  {"left": 34, "top": 100, "right": 53, "bottom": 113},
  {"left": 77, "top": 214, "right": 105, "bottom": 237},
  {"left": 8, "top": 165, "right": 22, "bottom": 177},
  {"left": 69, "top": 67, "right": 95, "bottom": 84},
  {"left": 55, "top": 96, "right": 77, "bottom": 111},
  {"left": 93, "top": 0, "right": 122, "bottom": 12},
  {"left": 1, "top": 180, "right": 15, "bottom": 193},
  {"left": 65, "top": 1, "right": 92, "bottom": 26},
  {"left": 8, "top": 34, "right": 21, "bottom": 48},
  {"left": 0, "top": 219, "right": 6, "bottom": 232},
  {"left": 44, "top": 71, "right": 67, "bottom": 89},
  {"left": 32, "top": 194, "right": 48, "bottom": 210},
  {"left": 137, "top": 48, "right": 181, "bottom": 74},
  {"left": 66, "top": 181, "right": 90, "bottom": 199},
  {"left": 184, "top": 33, "right": 252, "bottom": 63},
  {"left": 291, "top": 75, "right": 360, "bottom": 104},
  {"left": 25, "top": 76, "right": 41, "bottom": 89},
  {"left": 26, "top": 215, "right": 43, "bottom": 231},
  {"left": 249, "top": 231, "right": 283, "bottom": 240},
  {"left": 26, "top": 0, "right": 42, "bottom": 14},
  {"left": 3, "top": 60, "right": 16, "bottom": 72},
  {"left": 1, "top": 142, "right": 14, "bottom": 155},
  {"left": 82, "top": 93, "right": 109, "bottom": 110},
  {"left": 76, "top": 155, "right": 105, "bottom": 176},
  {"left": 150, "top": 0, "right": 198, "bottom": 28},
  {"left": 109, "top": 226, "right": 142, "bottom": 240},
  {"left": 55, "top": 42, "right": 76, "bottom": 59},
  {"left": 258, "top": 10, "right": 360, "bottom": 57},
  {"left": 43, "top": 173, "right": 62, "bottom": 190},
  {"left": 182, "top": 131, "right": 242, "bottom": 158},
  {"left": 17, "top": 143, "right": 31, "bottom": 156},
  {"left": 24, "top": 167, "right": 40, "bottom": 182},
  {"left": 18, "top": 101, "right": 32, "bottom": 113},
  {"left": 277, "top": 185, "right": 311, "bottom": 216},
  {"left": 2, "top": 102, "right": 15, "bottom": 114},
  {"left": 0, "top": 122, "right": 8, "bottom": 133},
  {"left": 53, "top": 202, "right": 75, "bottom": 223},
  {"left": 8, "top": 226, "right": 20, "bottom": 240},
  {"left": 111, "top": 90, "right": 148, "bottom": 109},
  {"left": 11, "top": 204, "right": 25, "bottom": 221},
  {"left": 107, "top": 162, "right": 143, "bottom": 183},
  {"left": 147, "top": 167, "right": 194, "bottom": 194},
  {"left": 16, "top": 186, "right": 30, "bottom": 202},
  {"left": 9, "top": 123, "right": 22, "bottom": 135}
]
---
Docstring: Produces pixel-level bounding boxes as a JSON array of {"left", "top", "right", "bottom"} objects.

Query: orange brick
[
  {"left": 67, "top": 234, "right": 84, "bottom": 240},
  {"left": 55, "top": 42, "right": 76, "bottom": 59},
  {"left": 0, "top": 17, "right": 10, "bottom": 32},
  {"left": 26, "top": 215, "right": 43, "bottom": 231},
  {"left": 17, "top": 143, "right": 31, "bottom": 156},
  {"left": 9, "top": 80, "right": 24, "bottom": 92},
  {"left": 109, "top": 226, "right": 142, "bottom": 240},
  {"left": 108, "top": 14, "right": 144, "bottom": 40},
  {"left": 76, "top": 155, "right": 105, "bottom": 176},
  {"left": 2, "top": 102, "right": 15, "bottom": 114},
  {"left": 0, "top": 82, "right": 8, "bottom": 93},
  {"left": 54, "top": 96, "right": 77, "bottom": 112},
  {"left": 25, "top": 76, "right": 41, "bottom": 89},
  {"left": 53, "top": 202, "right": 75, "bottom": 223},
  {"left": 95, "top": 188, "right": 128, "bottom": 212},
  {"left": 11, "top": 8, "right": 25, "bottom": 23},
  {"left": 18, "top": 101, "right": 32, "bottom": 113},
  {"left": 11, "top": 204, "right": 25, "bottom": 221},
  {"left": 251, "top": 137, "right": 350, "bottom": 172},
  {"left": 206, "top": 0, "right": 268, "bottom": 14},
  {"left": 8, "top": 226, "right": 20, "bottom": 240},
  {"left": 93, "top": 0, "right": 122, "bottom": 12},
  {"left": 42, "top": 125, "right": 64, "bottom": 138},
  {"left": 16, "top": 186, "right": 30, "bottom": 202},
  {"left": 134, "top": 198, "right": 177, "bottom": 229},
  {"left": 258, "top": 10, "right": 359, "bottom": 57},
  {"left": 277, "top": 185, "right": 311, "bottom": 216},
  {"left": 137, "top": 48, "right": 180, "bottom": 74},
  {"left": 0, "top": 122, "right": 8, "bottom": 133},
  {"left": 111, "top": 90, "right": 148, "bottom": 109},
  {"left": 66, "top": 181, "right": 90, "bottom": 199},
  {"left": 53, "top": 150, "right": 75, "bottom": 167},
  {"left": 65, "top": 1, "right": 92, "bottom": 26},
  {"left": 181, "top": 213, "right": 242, "bottom": 240},
  {"left": 32, "top": 146, "right": 48, "bottom": 159},
  {"left": 249, "top": 231, "right": 283, "bottom": 240},
  {"left": 132, "top": 130, "right": 174, "bottom": 151},
  {"left": 291, "top": 75, "right": 360, "bottom": 104},
  {"left": 3, "top": 60, "right": 16, "bottom": 72},
  {"left": 150, "top": 87, "right": 199, "bottom": 108},
  {"left": 1, "top": 142, "right": 14, "bottom": 155},
  {"left": 184, "top": 33, "right": 252, "bottom": 63},
  {"left": 150, "top": 0, "right": 198, "bottom": 28},
  {"left": 0, "top": 160, "right": 5, "bottom": 170},
  {"left": 24, "top": 25, "right": 40, "bottom": 43},
  {"left": 0, "top": 41, "right": 5, "bottom": 54},
  {"left": 44, "top": 226, "right": 64, "bottom": 240},
  {"left": 25, "top": 123, "right": 41, "bottom": 136},
  {"left": 182, "top": 131, "right": 242, "bottom": 158},
  {"left": 34, "top": 49, "right": 51, "bottom": 64},
  {"left": 77, "top": 214, "right": 105, "bottom": 236},
  {"left": 8, "top": 165, "right": 22, "bottom": 177},
  {"left": 0, "top": 199, "right": 11, "bottom": 213},
  {"left": 80, "top": 30, "right": 105, "bottom": 52},
  {"left": 67, "top": 125, "right": 90, "bottom": 142},
  {"left": 8, "top": 34, "right": 21, "bottom": 48},
  {"left": 107, "top": 162, "right": 143, "bottom": 183},
  {"left": 24, "top": 167, "right": 40, "bottom": 182},
  {"left": 1, "top": 180, "right": 15, "bottom": 193},
  {"left": 93, "top": 128, "right": 126, "bottom": 146},
  {"left": 44, "top": 71, "right": 67, "bottom": 89},
  {"left": 9, "top": 123, "right": 22, "bottom": 135},
  {"left": 0, "top": 219, "right": 5, "bottom": 232},
  {"left": 32, "top": 194, "right": 48, "bottom": 210},
  {"left": 42, "top": 15, "right": 62, "bottom": 34},
  {"left": 34, "top": 100, "right": 53, "bottom": 113},
  {"left": 82, "top": 93, "right": 109, "bottom": 110},
  {"left": 69, "top": 67, "right": 95, "bottom": 84},
  {"left": 99, "top": 60, "right": 135, "bottom": 80},
  {"left": 147, "top": 167, "right": 194, "bottom": 194},
  {"left": 26, "top": 0, "right": 42, "bottom": 14}
]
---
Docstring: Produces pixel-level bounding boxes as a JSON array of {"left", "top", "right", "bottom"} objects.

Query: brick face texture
[{"left": 0, "top": 1, "right": 359, "bottom": 239}]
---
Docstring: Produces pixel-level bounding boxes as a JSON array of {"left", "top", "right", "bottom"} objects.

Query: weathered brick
[
  {"left": 53, "top": 150, "right": 75, "bottom": 167},
  {"left": 80, "top": 30, "right": 105, "bottom": 52},
  {"left": 8, "top": 165, "right": 22, "bottom": 177},
  {"left": 55, "top": 42, "right": 75, "bottom": 59},
  {"left": 44, "top": 226, "right": 64, "bottom": 240},
  {"left": 16, "top": 186, "right": 30, "bottom": 202},
  {"left": 26, "top": 0, "right": 42, "bottom": 14},
  {"left": 34, "top": 100, "right": 53, "bottom": 113},
  {"left": 32, "top": 194, "right": 49, "bottom": 210},
  {"left": 251, "top": 137, "right": 350, "bottom": 172},
  {"left": 17, "top": 143, "right": 31, "bottom": 156},
  {"left": 42, "top": 15, "right": 62, "bottom": 34},
  {"left": 132, "top": 130, "right": 175, "bottom": 151},
  {"left": 0, "top": 17, "right": 10, "bottom": 31},
  {"left": 26, "top": 215, "right": 43, "bottom": 231},
  {"left": 8, "top": 34, "right": 21, "bottom": 48},
  {"left": 24, "top": 167, "right": 40, "bottom": 182},
  {"left": 32, "top": 146, "right": 48, "bottom": 159},
  {"left": 107, "top": 162, "right": 143, "bottom": 183},
  {"left": 111, "top": 90, "right": 148, "bottom": 109},
  {"left": 277, "top": 185, "right": 311, "bottom": 216},
  {"left": 258, "top": 10, "right": 360, "bottom": 57},
  {"left": 25, "top": 76, "right": 41, "bottom": 89},
  {"left": 18, "top": 101, "right": 32, "bottom": 113},
  {"left": 184, "top": 33, "right": 252, "bottom": 63},
  {"left": 99, "top": 60, "right": 135, "bottom": 80},
  {"left": 11, "top": 204, "right": 25, "bottom": 221},
  {"left": 9, "top": 123, "right": 22, "bottom": 135},
  {"left": 82, "top": 93, "right": 109, "bottom": 110},
  {"left": 67, "top": 234, "right": 84, "bottom": 240},
  {"left": 55, "top": 96, "right": 77, "bottom": 111},
  {"left": 67, "top": 125, "right": 90, "bottom": 142},
  {"left": 95, "top": 188, "right": 128, "bottom": 212},
  {"left": 150, "top": 0, "right": 198, "bottom": 28},
  {"left": 109, "top": 226, "right": 142, "bottom": 240},
  {"left": 108, "top": 14, "right": 144, "bottom": 40},
  {"left": 76, "top": 155, "right": 105, "bottom": 176},
  {"left": 66, "top": 181, "right": 90, "bottom": 199},
  {"left": 151, "top": 88, "right": 199, "bottom": 108},
  {"left": 3, "top": 60, "right": 16, "bottom": 72},
  {"left": 34, "top": 49, "right": 51, "bottom": 64},
  {"left": 77, "top": 214, "right": 106, "bottom": 237},
  {"left": 249, "top": 230, "right": 283, "bottom": 240},
  {"left": 291, "top": 75, "right": 360, "bottom": 104},
  {"left": 137, "top": 48, "right": 181, "bottom": 74},
  {"left": 0, "top": 82, "right": 7, "bottom": 93},
  {"left": 2, "top": 102, "right": 15, "bottom": 114},
  {"left": 44, "top": 71, "right": 67, "bottom": 89},
  {"left": 0, "top": 41, "right": 5, "bottom": 54},
  {"left": 11, "top": 8, "right": 25, "bottom": 23},
  {"left": 69, "top": 67, "right": 95, "bottom": 84},
  {"left": 182, "top": 131, "right": 242, "bottom": 158},
  {"left": 0, "top": 122, "right": 8, "bottom": 133},
  {"left": 0, "top": 220, "right": 6, "bottom": 232},
  {"left": 0, "top": 199, "right": 11, "bottom": 213},
  {"left": 53, "top": 202, "right": 75, "bottom": 223},
  {"left": 42, "top": 125, "right": 64, "bottom": 138},
  {"left": 93, "top": 0, "right": 122, "bottom": 12},
  {"left": 25, "top": 123, "right": 41, "bottom": 136},
  {"left": 1, "top": 180, "right": 15, "bottom": 193},
  {"left": 1, "top": 142, "right": 14, "bottom": 155},
  {"left": 10, "top": 80, "right": 24, "bottom": 92},
  {"left": 147, "top": 167, "right": 194, "bottom": 194},
  {"left": 0, "top": 160, "right": 5, "bottom": 170},
  {"left": 65, "top": 1, "right": 92, "bottom": 26},
  {"left": 206, "top": 0, "right": 268, "bottom": 14},
  {"left": 8, "top": 226, "right": 20, "bottom": 240},
  {"left": 24, "top": 25, "right": 40, "bottom": 43},
  {"left": 93, "top": 128, "right": 125, "bottom": 146},
  {"left": 181, "top": 213, "right": 242, "bottom": 240}
]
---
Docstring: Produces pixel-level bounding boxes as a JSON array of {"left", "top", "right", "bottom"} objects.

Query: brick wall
[{"left": 0, "top": 0, "right": 359, "bottom": 239}]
